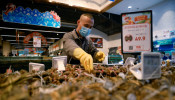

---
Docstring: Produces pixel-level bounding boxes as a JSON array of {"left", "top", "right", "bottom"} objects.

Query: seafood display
[{"left": 0, "top": 64, "right": 175, "bottom": 100}]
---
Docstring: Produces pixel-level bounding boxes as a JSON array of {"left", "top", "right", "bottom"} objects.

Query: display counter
[
  {"left": 0, "top": 64, "right": 175, "bottom": 100},
  {"left": 0, "top": 56, "right": 52, "bottom": 73}
]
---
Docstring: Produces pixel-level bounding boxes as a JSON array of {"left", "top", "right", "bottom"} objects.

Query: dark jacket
[{"left": 61, "top": 29, "right": 98, "bottom": 64}]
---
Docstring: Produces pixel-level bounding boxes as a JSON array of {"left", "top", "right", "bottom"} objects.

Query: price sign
[
  {"left": 122, "top": 10, "right": 152, "bottom": 53},
  {"left": 33, "top": 36, "right": 41, "bottom": 47},
  {"left": 29, "top": 62, "right": 45, "bottom": 72}
]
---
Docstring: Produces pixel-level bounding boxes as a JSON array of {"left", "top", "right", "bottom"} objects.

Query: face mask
[{"left": 79, "top": 26, "right": 91, "bottom": 37}]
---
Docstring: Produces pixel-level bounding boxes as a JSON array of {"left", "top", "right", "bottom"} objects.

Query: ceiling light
[
  {"left": 7, "top": 40, "right": 19, "bottom": 42},
  {"left": 7, "top": 40, "right": 54, "bottom": 43},
  {"left": 47, "top": 42, "right": 54, "bottom": 43},
  {"left": 10, "top": 43, "right": 19, "bottom": 44},
  {"left": 0, "top": 27, "right": 66, "bottom": 34},
  {"left": 1, "top": 35, "right": 59, "bottom": 39},
  {"left": 10, "top": 43, "right": 49, "bottom": 45},
  {"left": 1, "top": 35, "right": 25, "bottom": 37},
  {"left": 128, "top": 6, "right": 132, "bottom": 9},
  {"left": 47, "top": 38, "right": 60, "bottom": 39}
]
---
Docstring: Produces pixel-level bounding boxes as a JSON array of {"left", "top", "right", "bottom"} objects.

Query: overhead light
[
  {"left": 155, "top": 45, "right": 160, "bottom": 48},
  {"left": 10, "top": 43, "right": 49, "bottom": 45},
  {"left": 23, "top": 46, "right": 48, "bottom": 47},
  {"left": 0, "top": 27, "right": 66, "bottom": 34},
  {"left": 1, "top": 35, "right": 59, "bottom": 39},
  {"left": 10, "top": 43, "right": 20, "bottom": 44},
  {"left": 7, "top": 40, "right": 21, "bottom": 42},
  {"left": 15, "top": 45, "right": 48, "bottom": 47},
  {"left": 47, "top": 41, "right": 54, "bottom": 43},
  {"left": 1, "top": 35, "right": 25, "bottom": 37},
  {"left": 128, "top": 6, "right": 132, "bottom": 9},
  {"left": 7, "top": 40, "right": 54, "bottom": 43},
  {"left": 47, "top": 38, "right": 60, "bottom": 39}
]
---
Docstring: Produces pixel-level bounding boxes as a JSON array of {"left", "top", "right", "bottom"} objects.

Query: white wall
[
  {"left": 89, "top": 28, "right": 108, "bottom": 55},
  {"left": 108, "top": 33, "right": 121, "bottom": 48},
  {"left": 148, "top": 0, "right": 175, "bottom": 32}
]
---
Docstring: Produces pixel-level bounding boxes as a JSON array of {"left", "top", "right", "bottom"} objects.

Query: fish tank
[{"left": 153, "top": 30, "right": 175, "bottom": 60}]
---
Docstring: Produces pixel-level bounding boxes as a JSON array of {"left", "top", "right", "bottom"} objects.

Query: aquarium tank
[{"left": 153, "top": 30, "right": 175, "bottom": 60}]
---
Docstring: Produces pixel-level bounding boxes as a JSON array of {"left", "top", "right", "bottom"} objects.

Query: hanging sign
[
  {"left": 121, "top": 10, "right": 152, "bottom": 53},
  {"left": 23, "top": 32, "right": 47, "bottom": 45},
  {"left": 2, "top": 3, "right": 61, "bottom": 28},
  {"left": 33, "top": 36, "right": 41, "bottom": 47}
]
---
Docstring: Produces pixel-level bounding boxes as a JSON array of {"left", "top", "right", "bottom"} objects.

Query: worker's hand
[
  {"left": 95, "top": 51, "right": 106, "bottom": 62},
  {"left": 73, "top": 48, "right": 93, "bottom": 72}
]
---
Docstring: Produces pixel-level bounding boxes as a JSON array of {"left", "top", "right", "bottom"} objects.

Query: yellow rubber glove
[
  {"left": 95, "top": 51, "right": 106, "bottom": 62},
  {"left": 73, "top": 48, "right": 93, "bottom": 72}
]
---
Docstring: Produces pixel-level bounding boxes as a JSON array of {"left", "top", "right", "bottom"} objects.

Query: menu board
[{"left": 121, "top": 10, "right": 152, "bottom": 53}]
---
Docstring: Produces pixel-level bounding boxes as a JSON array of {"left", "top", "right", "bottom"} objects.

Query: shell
[{"left": 0, "top": 64, "right": 175, "bottom": 100}]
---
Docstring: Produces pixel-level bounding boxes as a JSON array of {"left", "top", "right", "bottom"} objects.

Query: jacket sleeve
[{"left": 62, "top": 32, "right": 80, "bottom": 57}]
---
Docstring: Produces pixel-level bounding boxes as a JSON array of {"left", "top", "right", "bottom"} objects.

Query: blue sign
[{"left": 2, "top": 3, "right": 61, "bottom": 28}]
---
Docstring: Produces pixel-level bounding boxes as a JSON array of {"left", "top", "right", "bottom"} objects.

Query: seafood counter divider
[{"left": 0, "top": 64, "right": 175, "bottom": 100}]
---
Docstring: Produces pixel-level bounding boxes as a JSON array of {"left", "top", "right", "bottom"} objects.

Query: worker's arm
[
  {"left": 62, "top": 32, "right": 80, "bottom": 58},
  {"left": 73, "top": 48, "right": 93, "bottom": 72},
  {"left": 87, "top": 38, "right": 105, "bottom": 62}
]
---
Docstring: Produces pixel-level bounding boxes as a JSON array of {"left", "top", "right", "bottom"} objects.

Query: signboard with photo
[
  {"left": 108, "top": 46, "right": 123, "bottom": 64},
  {"left": 121, "top": 10, "right": 152, "bottom": 54},
  {"left": 90, "top": 37, "right": 103, "bottom": 48}
]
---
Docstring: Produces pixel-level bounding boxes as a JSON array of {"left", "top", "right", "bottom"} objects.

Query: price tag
[
  {"left": 55, "top": 59, "right": 65, "bottom": 71},
  {"left": 29, "top": 62, "right": 45, "bottom": 72},
  {"left": 130, "top": 52, "right": 161, "bottom": 80},
  {"left": 52, "top": 56, "right": 67, "bottom": 71}
]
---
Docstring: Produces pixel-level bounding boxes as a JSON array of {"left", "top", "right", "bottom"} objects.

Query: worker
[{"left": 61, "top": 13, "right": 106, "bottom": 72}]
